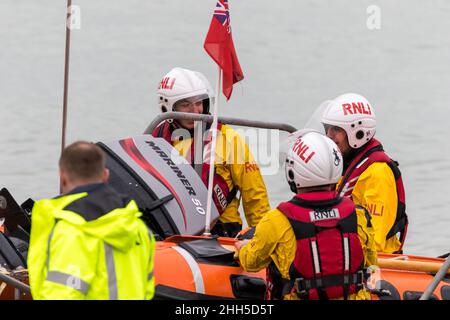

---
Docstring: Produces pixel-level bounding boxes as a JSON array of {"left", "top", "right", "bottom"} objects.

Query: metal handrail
[
  {"left": 0, "top": 272, "right": 31, "bottom": 294},
  {"left": 144, "top": 112, "right": 298, "bottom": 134}
]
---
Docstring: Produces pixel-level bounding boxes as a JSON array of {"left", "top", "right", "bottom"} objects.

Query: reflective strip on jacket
[
  {"left": 153, "top": 121, "right": 270, "bottom": 227},
  {"left": 28, "top": 185, "right": 155, "bottom": 300},
  {"left": 238, "top": 205, "right": 377, "bottom": 300}
]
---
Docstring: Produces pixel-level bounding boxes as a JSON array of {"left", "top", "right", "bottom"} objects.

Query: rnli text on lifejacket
[
  {"left": 309, "top": 208, "right": 341, "bottom": 222},
  {"left": 214, "top": 185, "right": 228, "bottom": 210}
]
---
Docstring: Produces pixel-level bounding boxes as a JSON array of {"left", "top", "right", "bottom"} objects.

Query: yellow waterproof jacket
[
  {"left": 28, "top": 184, "right": 155, "bottom": 300},
  {"left": 170, "top": 123, "right": 271, "bottom": 227},
  {"left": 339, "top": 162, "right": 401, "bottom": 253},
  {"left": 239, "top": 203, "right": 377, "bottom": 300}
]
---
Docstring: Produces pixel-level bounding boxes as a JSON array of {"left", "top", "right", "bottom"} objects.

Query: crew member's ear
[
  {"left": 102, "top": 168, "right": 110, "bottom": 183},
  {"left": 59, "top": 169, "right": 69, "bottom": 194}
]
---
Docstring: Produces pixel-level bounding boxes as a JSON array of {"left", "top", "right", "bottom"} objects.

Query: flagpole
[
  {"left": 203, "top": 67, "right": 222, "bottom": 236},
  {"left": 60, "top": 0, "right": 72, "bottom": 194},
  {"left": 61, "top": 0, "right": 72, "bottom": 154}
]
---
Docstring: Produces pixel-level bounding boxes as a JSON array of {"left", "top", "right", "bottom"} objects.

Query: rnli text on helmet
[
  {"left": 292, "top": 138, "right": 316, "bottom": 164},
  {"left": 342, "top": 102, "right": 372, "bottom": 116},
  {"left": 159, "top": 77, "right": 176, "bottom": 90}
]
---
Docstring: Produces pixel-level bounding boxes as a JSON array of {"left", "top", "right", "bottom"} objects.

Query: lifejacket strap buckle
[
  {"left": 294, "top": 277, "right": 326, "bottom": 299},
  {"left": 294, "top": 278, "right": 311, "bottom": 298},
  {"left": 356, "top": 270, "right": 364, "bottom": 283},
  {"left": 354, "top": 270, "right": 365, "bottom": 289}
]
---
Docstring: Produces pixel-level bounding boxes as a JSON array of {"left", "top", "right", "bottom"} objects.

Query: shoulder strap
[{"left": 338, "top": 145, "right": 384, "bottom": 195}]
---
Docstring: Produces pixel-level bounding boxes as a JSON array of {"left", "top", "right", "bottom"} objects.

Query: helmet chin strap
[{"left": 289, "top": 180, "right": 298, "bottom": 194}]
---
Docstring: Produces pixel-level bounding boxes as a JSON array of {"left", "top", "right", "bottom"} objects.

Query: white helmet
[
  {"left": 157, "top": 67, "right": 215, "bottom": 114},
  {"left": 285, "top": 132, "right": 343, "bottom": 192},
  {"left": 321, "top": 93, "right": 376, "bottom": 149}
]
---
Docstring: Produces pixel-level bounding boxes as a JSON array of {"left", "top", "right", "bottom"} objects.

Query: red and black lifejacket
[
  {"left": 267, "top": 191, "right": 365, "bottom": 300},
  {"left": 152, "top": 121, "right": 237, "bottom": 214},
  {"left": 337, "top": 138, "right": 408, "bottom": 252}
]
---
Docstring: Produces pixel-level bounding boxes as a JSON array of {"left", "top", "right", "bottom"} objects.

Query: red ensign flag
[{"left": 204, "top": 0, "right": 244, "bottom": 100}]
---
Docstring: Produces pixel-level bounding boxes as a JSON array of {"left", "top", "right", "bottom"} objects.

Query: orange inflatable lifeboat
[
  {"left": 152, "top": 235, "right": 450, "bottom": 300},
  {"left": 370, "top": 253, "right": 450, "bottom": 300},
  {"left": 154, "top": 235, "right": 266, "bottom": 299}
]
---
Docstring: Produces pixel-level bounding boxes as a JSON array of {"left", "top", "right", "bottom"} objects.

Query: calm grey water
[{"left": 1, "top": 0, "right": 449, "bottom": 256}]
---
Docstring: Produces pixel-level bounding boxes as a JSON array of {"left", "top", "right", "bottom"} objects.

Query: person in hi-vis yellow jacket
[{"left": 28, "top": 141, "right": 155, "bottom": 300}]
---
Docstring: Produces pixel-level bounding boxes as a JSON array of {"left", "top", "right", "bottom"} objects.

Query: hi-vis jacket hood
[
  {"left": 53, "top": 199, "right": 141, "bottom": 252},
  {"left": 35, "top": 185, "right": 142, "bottom": 252}
]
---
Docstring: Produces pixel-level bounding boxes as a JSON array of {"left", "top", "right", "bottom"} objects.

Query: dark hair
[{"left": 59, "top": 141, "right": 105, "bottom": 181}]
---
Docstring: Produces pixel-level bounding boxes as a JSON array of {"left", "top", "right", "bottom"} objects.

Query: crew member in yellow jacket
[
  {"left": 235, "top": 131, "right": 377, "bottom": 300},
  {"left": 321, "top": 93, "right": 408, "bottom": 254},
  {"left": 28, "top": 141, "right": 155, "bottom": 300},
  {"left": 152, "top": 67, "right": 270, "bottom": 237}
]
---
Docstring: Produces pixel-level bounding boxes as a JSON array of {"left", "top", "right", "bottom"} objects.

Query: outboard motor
[{"left": 97, "top": 135, "right": 220, "bottom": 239}]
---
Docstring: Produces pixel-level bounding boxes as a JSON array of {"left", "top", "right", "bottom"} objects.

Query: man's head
[
  {"left": 59, "top": 141, "right": 109, "bottom": 194},
  {"left": 285, "top": 131, "right": 343, "bottom": 193},
  {"left": 321, "top": 93, "right": 376, "bottom": 157},
  {"left": 157, "top": 67, "right": 215, "bottom": 129}
]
